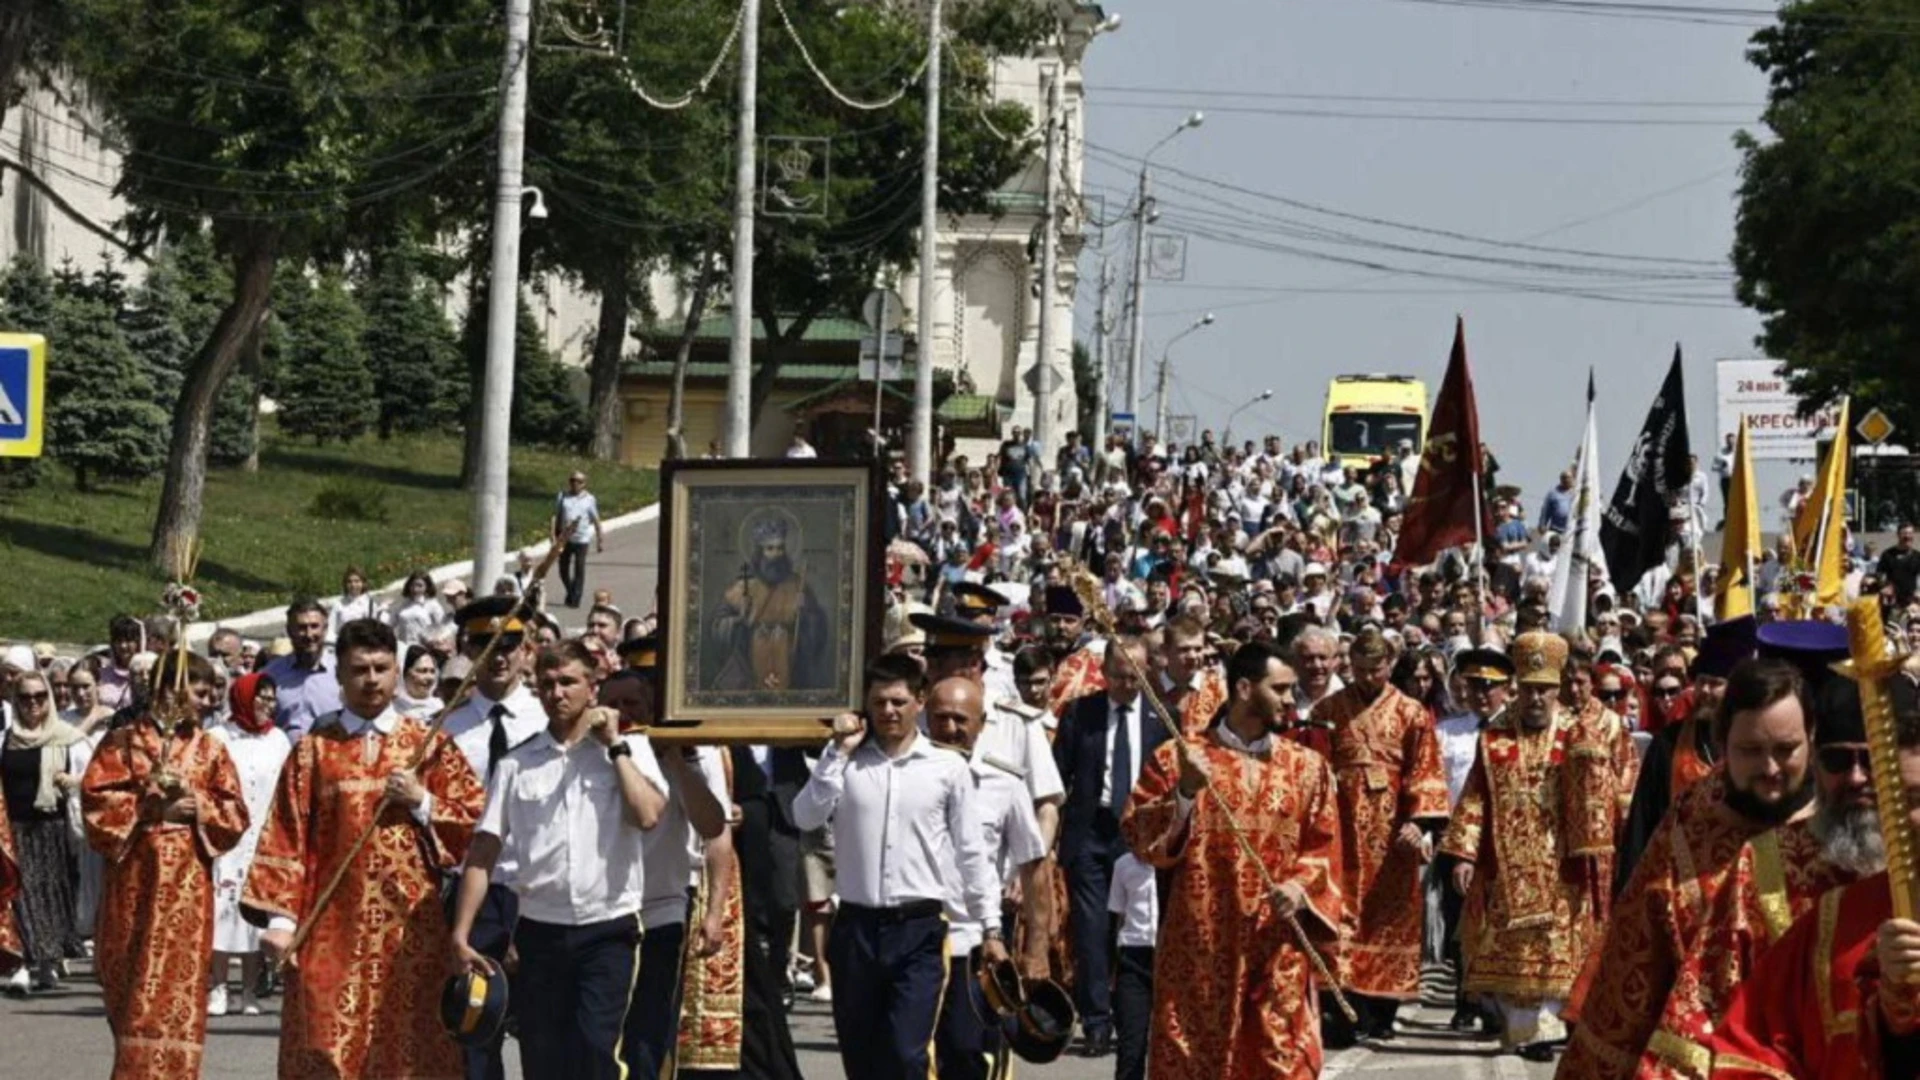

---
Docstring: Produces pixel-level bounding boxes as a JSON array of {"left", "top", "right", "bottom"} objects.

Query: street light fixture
[
  {"left": 1224, "top": 388, "right": 1275, "bottom": 445},
  {"left": 1125, "top": 112, "right": 1205, "bottom": 446},
  {"left": 1155, "top": 312, "right": 1216, "bottom": 443}
]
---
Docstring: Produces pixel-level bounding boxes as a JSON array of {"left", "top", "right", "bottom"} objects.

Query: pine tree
[
  {"left": 459, "top": 288, "right": 587, "bottom": 451},
  {"left": 127, "top": 233, "right": 258, "bottom": 465},
  {"left": 276, "top": 270, "right": 375, "bottom": 444},
  {"left": 359, "top": 241, "right": 461, "bottom": 438},
  {"left": 46, "top": 264, "right": 169, "bottom": 489}
]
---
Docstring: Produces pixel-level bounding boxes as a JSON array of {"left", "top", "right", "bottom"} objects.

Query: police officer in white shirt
[
  {"left": 437, "top": 596, "right": 549, "bottom": 1080},
  {"left": 1434, "top": 646, "right": 1512, "bottom": 1033},
  {"left": 925, "top": 676, "right": 1051, "bottom": 1080},
  {"left": 450, "top": 641, "right": 668, "bottom": 1080},
  {"left": 791, "top": 655, "right": 1004, "bottom": 1080},
  {"left": 602, "top": 636, "right": 731, "bottom": 1080},
  {"left": 909, "top": 612, "right": 1065, "bottom": 850},
  {"left": 950, "top": 582, "right": 1021, "bottom": 704}
]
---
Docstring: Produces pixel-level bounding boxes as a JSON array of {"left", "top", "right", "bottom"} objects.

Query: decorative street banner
[{"left": 1715, "top": 358, "right": 1842, "bottom": 461}]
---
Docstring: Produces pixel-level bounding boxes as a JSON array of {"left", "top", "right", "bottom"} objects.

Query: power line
[
  {"left": 1088, "top": 82, "right": 1761, "bottom": 110},
  {"left": 1094, "top": 101, "right": 1751, "bottom": 127}
]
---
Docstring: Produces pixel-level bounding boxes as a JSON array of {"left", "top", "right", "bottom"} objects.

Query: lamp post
[
  {"left": 1224, "top": 388, "right": 1275, "bottom": 445},
  {"left": 1124, "top": 111, "right": 1203, "bottom": 446},
  {"left": 1154, "top": 312, "right": 1214, "bottom": 443}
]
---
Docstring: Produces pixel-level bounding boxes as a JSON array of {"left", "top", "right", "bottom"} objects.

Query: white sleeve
[
  {"left": 1002, "top": 791, "right": 1047, "bottom": 870},
  {"left": 476, "top": 759, "right": 514, "bottom": 841},
  {"left": 790, "top": 745, "right": 850, "bottom": 832},
  {"left": 624, "top": 735, "right": 669, "bottom": 795},
  {"left": 948, "top": 761, "right": 1001, "bottom": 932},
  {"left": 1023, "top": 721, "right": 1065, "bottom": 805}
]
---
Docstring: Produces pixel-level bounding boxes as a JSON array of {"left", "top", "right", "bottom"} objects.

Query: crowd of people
[{"left": 5, "top": 430, "right": 1920, "bottom": 1080}]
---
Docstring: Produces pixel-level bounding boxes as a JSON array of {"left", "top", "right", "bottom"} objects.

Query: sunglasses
[
  {"left": 16, "top": 692, "right": 49, "bottom": 704},
  {"left": 1818, "top": 746, "right": 1872, "bottom": 775},
  {"left": 467, "top": 633, "right": 525, "bottom": 653},
  {"left": 1651, "top": 685, "right": 1684, "bottom": 699},
  {"left": 1597, "top": 689, "right": 1629, "bottom": 703}
]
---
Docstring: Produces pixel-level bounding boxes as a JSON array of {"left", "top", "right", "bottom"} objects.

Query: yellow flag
[
  {"left": 1791, "top": 398, "right": 1851, "bottom": 606},
  {"left": 1715, "top": 417, "right": 1759, "bottom": 621}
]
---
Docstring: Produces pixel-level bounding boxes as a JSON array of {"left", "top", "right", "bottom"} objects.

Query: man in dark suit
[
  {"left": 1052, "top": 636, "right": 1166, "bottom": 1057},
  {"left": 730, "top": 745, "right": 809, "bottom": 1001}
]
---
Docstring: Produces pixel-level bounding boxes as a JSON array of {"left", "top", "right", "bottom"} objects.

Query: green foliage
[
  {"left": 1734, "top": 0, "right": 1920, "bottom": 432},
  {"left": 359, "top": 239, "right": 464, "bottom": 437},
  {"left": 0, "top": 252, "right": 55, "bottom": 332},
  {"left": 43, "top": 262, "right": 169, "bottom": 489},
  {"left": 127, "top": 232, "right": 259, "bottom": 464},
  {"left": 460, "top": 285, "right": 588, "bottom": 450},
  {"left": 308, "top": 476, "right": 392, "bottom": 523},
  {"left": 276, "top": 271, "right": 376, "bottom": 444}
]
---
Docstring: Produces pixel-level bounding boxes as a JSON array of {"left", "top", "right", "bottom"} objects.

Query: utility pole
[
  {"left": 1032, "top": 68, "right": 1060, "bottom": 462},
  {"left": 471, "top": 0, "right": 532, "bottom": 593},
  {"left": 1124, "top": 167, "right": 1149, "bottom": 447},
  {"left": 1090, "top": 257, "right": 1111, "bottom": 454},
  {"left": 724, "top": 0, "right": 762, "bottom": 458},
  {"left": 1155, "top": 348, "right": 1170, "bottom": 444},
  {"left": 910, "top": 0, "right": 944, "bottom": 486}
]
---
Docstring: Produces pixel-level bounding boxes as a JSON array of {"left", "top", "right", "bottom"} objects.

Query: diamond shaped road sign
[{"left": 1857, "top": 407, "right": 1896, "bottom": 447}]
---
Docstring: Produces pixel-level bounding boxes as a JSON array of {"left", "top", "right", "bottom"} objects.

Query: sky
[{"left": 1073, "top": 0, "right": 1799, "bottom": 513}]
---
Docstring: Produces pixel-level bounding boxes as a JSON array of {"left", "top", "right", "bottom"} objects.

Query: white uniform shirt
[
  {"left": 982, "top": 645, "right": 1021, "bottom": 705},
  {"left": 641, "top": 746, "right": 728, "bottom": 930},
  {"left": 947, "top": 763, "right": 1046, "bottom": 953},
  {"left": 442, "top": 685, "right": 548, "bottom": 885},
  {"left": 1436, "top": 712, "right": 1484, "bottom": 807},
  {"left": 479, "top": 730, "right": 666, "bottom": 926},
  {"left": 791, "top": 734, "right": 1000, "bottom": 930},
  {"left": 930, "top": 699, "right": 1066, "bottom": 809},
  {"left": 1109, "top": 852, "right": 1159, "bottom": 949}
]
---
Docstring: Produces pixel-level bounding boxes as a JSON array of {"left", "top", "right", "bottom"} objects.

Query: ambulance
[{"left": 1321, "top": 374, "right": 1429, "bottom": 471}]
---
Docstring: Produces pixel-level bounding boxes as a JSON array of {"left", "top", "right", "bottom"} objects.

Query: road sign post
[{"left": 0, "top": 333, "right": 47, "bottom": 459}]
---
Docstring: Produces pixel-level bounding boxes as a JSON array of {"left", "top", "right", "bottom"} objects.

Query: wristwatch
[
  {"left": 983, "top": 928, "right": 1004, "bottom": 943},
  {"left": 607, "top": 741, "right": 633, "bottom": 762}
]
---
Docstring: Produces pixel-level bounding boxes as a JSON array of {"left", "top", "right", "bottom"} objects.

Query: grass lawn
[{"left": 0, "top": 430, "right": 657, "bottom": 643}]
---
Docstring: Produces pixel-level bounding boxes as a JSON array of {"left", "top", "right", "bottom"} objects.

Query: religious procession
[{"left": 5, "top": 304, "right": 1920, "bottom": 1080}]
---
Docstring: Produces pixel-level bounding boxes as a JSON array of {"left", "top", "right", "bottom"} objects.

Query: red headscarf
[{"left": 229, "top": 672, "right": 275, "bottom": 734}]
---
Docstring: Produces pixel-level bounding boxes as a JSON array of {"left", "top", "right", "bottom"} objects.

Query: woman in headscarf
[
  {"left": 394, "top": 645, "right": 444, "bottom": 720},
  {"left": 1, "top": 670, "right": 85, "bottom": 992},
  {"left": 205, "top": 672, "right": 291, "bottom": 1016}
]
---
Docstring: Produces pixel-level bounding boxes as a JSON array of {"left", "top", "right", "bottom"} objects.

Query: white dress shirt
[
  {"left": 930, "top": 699, "right": 1066, "bottom": 809},
  {"left": 479, "top": 729, "right": 666, "bottom": 926},
  {"left": 1109, "top": 852, "right": 1159, "bottom": 949},
  {"left": 791, "top": 733, "right": 1000, "bottom": 929},
  {"left": 947, "top": 763, "right": 1046, "bottom": 953},
  {"left": 1436, "top": 712, "right": 1484, "bottom": 806},
  {"left": 1099, "top": 695, "right": 1147, "bottom": 809},
  {"left": 641, "top": 746, "right": 728, "bottom": 930},
  {"left": 443, "top": 684, "right": 548, "bottom": 885}
]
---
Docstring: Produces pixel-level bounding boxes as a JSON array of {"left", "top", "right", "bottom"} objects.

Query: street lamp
[
  {"left": 1155, "top": 312, "right": 1215, "bottom": 443},
  {"left": 1124, "top": 111, "right": 1205, "bottom": 446},
  {"left": 1224, "top": 388, "right": 1275, "bottom": 445}
]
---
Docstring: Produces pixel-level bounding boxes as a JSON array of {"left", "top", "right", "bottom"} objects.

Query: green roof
[
  {"left": 937, "top": 393, "right": 1002, "bottom": 423},
  {"left": 783, "top": 378, "right": 917, "bottom": 412},
  {"left": 639, "top": 314, "right": 872, "bottom": 344},
  {"left": 623, "top": 359, "right": 922, "bottom": 381}
]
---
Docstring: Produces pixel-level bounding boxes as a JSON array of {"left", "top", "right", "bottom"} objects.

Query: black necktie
[
  {"left": 487, "top": 703, "right": 509, "bottom": 781},
  {"left": 1110, "top": 702, "right": 1132, "bottom": 808}
]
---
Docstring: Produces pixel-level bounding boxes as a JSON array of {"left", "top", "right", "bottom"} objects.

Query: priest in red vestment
[
  {"left": 1710, "top": 676, "right": 1920, "bottom": 1080},
  {"left": 1122, "top": 639, "right": 1343, "bottom": 1080},
  {"left": 81, "top": 650, "right": 250, "bottom": 1080},
  {"left": 244, "top": 619, "right": 486, "bottom": 1080},
  {"left": 1307, "top": 626, "right": 1449, "bottom": 1044},
  {"left": 1440, "top": 631, "right": 1618, "bottom": 1060},
  {"left": 0, "top": 768, "right": 27, "bottom": 975},
  {"left": 1561, "top": 659, "right": 1869, "bottom": 1080},
  {"left": 1162, "top": 614, "right": 1229, "bottom": 736}
]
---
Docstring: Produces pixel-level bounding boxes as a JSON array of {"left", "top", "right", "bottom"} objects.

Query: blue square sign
[{"left": 0, "top": 333, "right": 46, "bottom": 458}]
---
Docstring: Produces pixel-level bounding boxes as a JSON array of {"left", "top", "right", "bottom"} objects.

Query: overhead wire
[{"left": 770, "top": 0, "right": 933, "bottom": 111}]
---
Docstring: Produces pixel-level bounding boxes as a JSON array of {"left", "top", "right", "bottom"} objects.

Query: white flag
[{"left": 1550, "top": 384, "right": 1607, "bottom": 635}]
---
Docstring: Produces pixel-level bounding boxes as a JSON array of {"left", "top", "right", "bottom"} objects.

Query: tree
[
  {"left": 63, "top": 0, "right": 498, "bottom": 570},
  {"left": 276, "top": 271, "right": 375, "bottom": 444},
  {"left": 124, "top": 232, "right": 260, "bottom": 466},
  {"left": 1733, "top": 1, "right": 1920, "bottom": 432},
  {"left": 42, "top": 263, "right": 169, "bottom": 489},
  {"left": 459, "top": 284, "right": 588, "bottom": 453},
  {"left": 359, "top": 238, "right": 462, "bottom": 437}
]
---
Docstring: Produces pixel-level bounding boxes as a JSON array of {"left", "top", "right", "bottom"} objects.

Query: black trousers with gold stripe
[
  {"left": 827, "top": 902, "right": 948, "bottom": 1080},
  {"left": 513, "top": 913, "right": 642, "bottom": 1080}
]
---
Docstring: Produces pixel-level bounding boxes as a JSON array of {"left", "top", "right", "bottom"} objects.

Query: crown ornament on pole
[{"left": 147, "top": 539, "right": 205, "bottom": 795}]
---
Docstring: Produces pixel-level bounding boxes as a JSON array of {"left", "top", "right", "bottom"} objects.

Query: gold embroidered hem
[{"left": 675, "top": 865, "right": 745, "bottom": 1071}]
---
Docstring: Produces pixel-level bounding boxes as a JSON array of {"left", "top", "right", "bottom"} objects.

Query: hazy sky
[{"left": 1074, "top": 0, "right": 1799, "bottom": 512}]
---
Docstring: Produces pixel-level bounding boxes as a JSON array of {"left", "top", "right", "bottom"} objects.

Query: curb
[{"left": 184, "top": 503, "right": 661, "bottom": 644}]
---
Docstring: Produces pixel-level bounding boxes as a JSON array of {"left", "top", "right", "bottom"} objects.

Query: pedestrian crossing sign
[{"left": 0, "top": 333, "right": 46, "bottom": 458}]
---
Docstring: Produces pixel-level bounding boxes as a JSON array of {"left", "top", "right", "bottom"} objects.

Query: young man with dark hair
[
  {"left": 82, "top": 648, "right": 249, "bottom": 1078},
  {"left": 245, "top": 618, "right": 486, "bottom": 1079},
  {"left": 791, "top": 653, "right": 1001, "bottom": 1080},
  {"left": 452, "top": 643, "right": 667, "bottom": 1080}
]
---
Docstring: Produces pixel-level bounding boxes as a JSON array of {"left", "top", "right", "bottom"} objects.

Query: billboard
[{"left": 1716, "top": 358, "right": 1843, "bottom": 462}]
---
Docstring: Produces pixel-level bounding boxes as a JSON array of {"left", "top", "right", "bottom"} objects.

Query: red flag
[{"left": 1391, "top": 317, "right": 1487, "bottom": 569}]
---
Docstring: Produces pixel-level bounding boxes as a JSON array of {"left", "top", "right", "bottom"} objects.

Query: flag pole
[{"left": 1471, "top": 449, "right": 1488, "bottom": 641}]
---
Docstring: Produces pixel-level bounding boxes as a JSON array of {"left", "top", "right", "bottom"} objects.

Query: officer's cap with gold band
[
  {"left": 950, "top": 582, "right": 1009, "bottom": 621},
  {"left": 908, "top": 611, "right": 994, "bottom": 654},
  {"left": 619, "top": 634, "right": 660, "bottom": 671},
  {"left": 453, "top": 596, "right": 527, "bottom": 643},
  {"left": 1452, "top": 647, "right": 1515, "bottom": 684},
  {"left": 1510, "top": 631, "right": 1570, "bottom": 687}
]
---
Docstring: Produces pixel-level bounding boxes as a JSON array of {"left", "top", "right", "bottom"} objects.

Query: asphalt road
[{"left": 0, "top": 959, "right": 1560, "bottom": 1079}]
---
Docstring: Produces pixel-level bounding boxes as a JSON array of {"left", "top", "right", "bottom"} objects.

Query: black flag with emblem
[{"left": 1600, "top": 346, "right": 1691, "bottom": 597}]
